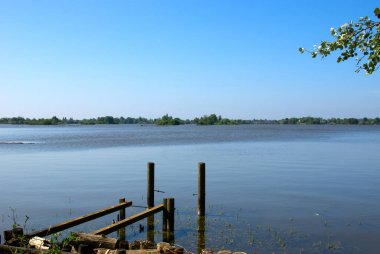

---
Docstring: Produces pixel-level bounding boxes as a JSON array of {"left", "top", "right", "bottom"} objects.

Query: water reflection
[
  {"left": 197, "top": 216, "right": 206, "bottom": 254},
  {"left": 147, "top": 215, "right": 154, "bottom": 243}
]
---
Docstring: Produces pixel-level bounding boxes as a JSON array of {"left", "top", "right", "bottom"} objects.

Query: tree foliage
[
  {"left": 1, "top": 116, "right": 379, "bottom": 125},
  {"left": 194, "top": 114, "right": 248, "bottom": 125},
  {"left": 155, "top": 114, "right": 184, "bottom": 125},
  {"left": 300, "top": 7, "right": 380, "bottom": 74}
]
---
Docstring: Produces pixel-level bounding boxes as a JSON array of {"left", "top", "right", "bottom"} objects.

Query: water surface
[{"left": 1, "top": 124, "right": 379, "bottom": 253}]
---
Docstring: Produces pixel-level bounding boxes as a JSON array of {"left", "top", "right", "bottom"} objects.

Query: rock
[{"left": 157, "top": 242, "right": 170, "bottom": 252}]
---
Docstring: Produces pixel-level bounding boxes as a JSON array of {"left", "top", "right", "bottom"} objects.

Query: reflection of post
[
  {"left": 167, "top": 230, "right": 175, "bottom": 245},
  {"left": 197, "top": 216, "right": 205, "bottom": 254},
  {"left": 147, "top": 162, "right": 155, "bottom": 243},
  {"left": 147, "top": 215, "right": 154, "bottom": 243},
  {"left": 119, "top": 198, "right": 126, "bottom": 241}
]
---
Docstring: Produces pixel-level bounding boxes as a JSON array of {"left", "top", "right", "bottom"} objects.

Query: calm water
[{"left": 1, "top": 124, "right": 380, "bottom": 253}]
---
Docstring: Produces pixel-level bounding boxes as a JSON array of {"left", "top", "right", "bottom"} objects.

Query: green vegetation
[
  {"left": 279, "top": 116, "right": 380, "bottom": 125},
  {"left": 300, "top": 7, "right": 380, "bottom": 74},
  {"left": 0, "top": 116, "right": 153, "bottom": 125},
  {"left": 154, "top": 114, "right": 185, "bottom": 125},
  {"left": 0, "top": 115, "right": 379, "bottom": 126},
  {"left": 194, "top": 114, "right": 251, "bottom": 125}
]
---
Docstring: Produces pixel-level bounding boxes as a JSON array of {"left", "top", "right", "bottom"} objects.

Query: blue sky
[{"left": 1, "top": 0, "right": 379, "bottom": 119}]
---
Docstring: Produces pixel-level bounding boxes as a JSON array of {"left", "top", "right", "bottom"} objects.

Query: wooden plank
[
  {"left": 74, "top": 233, "right": 119, "bottom": 249},
  {"left": 26, "top": 201, "right": 132, "bottom": 237},
  {"left": 92, "top": 204, "right": 164, "bottom": 235}
]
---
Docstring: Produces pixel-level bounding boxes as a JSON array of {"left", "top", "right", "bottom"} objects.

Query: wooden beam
[
  {"left": 92, "top": 204, "right": 164, "bottom": 235},
  {"left": 74, "top": 233, "right": 119, "bottom": 249},
  {"left": 26, "top": 201, "right": 132, "bottom": 237}
]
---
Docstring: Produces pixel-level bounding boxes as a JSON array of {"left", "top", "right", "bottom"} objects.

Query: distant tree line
[
  {"left": 0, "top": 115, "right": 379, "bottom": 126},
  {"left": 278, "top": 116, "right": 380, "bottom": 125},
  {"left": 193, "top": 114, "right": 253, "bottom": 125},
  {"left": 0, "top": 116, "right": 153, "bottom": 125},
  {"left": 154, "top": 114, "right": 186, "bottom": 125}
]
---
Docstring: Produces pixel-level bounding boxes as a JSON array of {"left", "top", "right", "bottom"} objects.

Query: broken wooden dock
[{"left": 0, "top": 162, "right": 209, "bottom": 254}]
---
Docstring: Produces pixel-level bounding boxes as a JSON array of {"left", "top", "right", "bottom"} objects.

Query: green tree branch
[{"left": 300, "top": 7, "right": 380, "bottom": 74}]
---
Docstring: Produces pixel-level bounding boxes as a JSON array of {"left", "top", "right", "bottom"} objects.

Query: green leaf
[
  {"left": 374, "top": 7, "right": 380, "bottom": 18},
  {"left": 298, "top": 47, "right": 305, "bottom": 53}
]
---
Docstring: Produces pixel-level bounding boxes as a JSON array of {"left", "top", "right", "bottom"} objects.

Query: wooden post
[
  {"left": 162, "top": 197, "right": 168, "bottom": 243},
  {"left": 198, "top": 162, "right": 206, "bottom": 216},
  {"left": 162, "top": 198, "right": 168, "bottom": 231},
  {"left": 147, "top": 162, "right": 155, "bottom": 243},
  {"left": 162, "top": 198, "right": 175, "bottom": 243},
  {"left": 119, "top": 198, "right": 126, "bottom": 241},
  {"left": 166, "top": 197, "right": 175, "bottom": 244},
  {"left": 167, "top": 198, "right": 175, "bottom": 232},
  {"left": 147, "top": 162, "right": 155, "bottom": 208}
]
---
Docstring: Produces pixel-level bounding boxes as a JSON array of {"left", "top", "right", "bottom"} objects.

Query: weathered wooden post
[
  {"left": 118, "top": 198, "right": 126, "bottom": 241},
  {"left": 167, "top": 198, "right": 175, "bottom": 244},
  {"left": 197, "top": 162, "right": 206, "bottom": 251},
  {"left": 162, "top": 197, "right": 175, "bottom": 242},
  {"left": 147, "top": 162, "right": 155, "bottom": 208},
  {"left": 198, "top": 162, "right": 206, "bottom": 216},
  {"left": 147, "top": 162, "right": 155, "bottom": 243},
  {"left": 162, "top": 198, "right": 168, "bottom": 232},
  {"left": 167, "top": 198, "right": 175, "bottom": 232},
  {"left": 162, "top": 198, "right": 168, "bottom": 242}
]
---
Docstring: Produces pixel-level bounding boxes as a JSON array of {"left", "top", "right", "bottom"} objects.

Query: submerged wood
[{"left": 27, "top": 201, "right": 132, "bottom": 238}]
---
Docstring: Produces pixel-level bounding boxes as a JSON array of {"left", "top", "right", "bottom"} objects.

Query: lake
[{"left": 1, "top": 124, "right": 380, "bottom": 253}]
